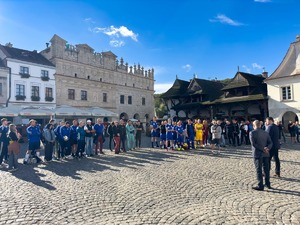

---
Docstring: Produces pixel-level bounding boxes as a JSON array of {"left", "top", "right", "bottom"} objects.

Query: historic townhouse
[
  {"left": 0, "top": 60, "right": 9, "bottom": 106},
  {"left": 40, "top": 34, "right": 155, "bottom": 123},
  {"left": 0, "top": 43, "right": 56, "bottom": 108},
  {"left": 265, "top": 35, "right": 300, "bottom": 128},
  {"left": 162, "top": 71, "right": 268, "bottom": 121}
]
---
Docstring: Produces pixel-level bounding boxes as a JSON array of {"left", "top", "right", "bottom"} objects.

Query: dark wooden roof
[
  {"left": 160, "top": 79, "right": 190, "bottom": 98},
  {"left": 188, "top": 78, "right": 225, "bottom": 101},
  {"left": 0, "top": 45, "right": 55, "bottom": 67},
  {"left": 222, "top": 72, "right": 265, "bottom": 90}
]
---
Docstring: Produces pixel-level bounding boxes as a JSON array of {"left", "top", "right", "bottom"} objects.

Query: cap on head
[{"left": 87, "top": 120, "right": 91, "bottom": 123}]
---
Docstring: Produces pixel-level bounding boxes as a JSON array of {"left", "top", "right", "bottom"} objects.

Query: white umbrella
[
  {"left": 19, "top": 106, "right": 54, "bottom": 116},
  {"left": 54, "top": 105, "right": 91, "bottom": 116},
  {"left": 88, "top": 107, "right": 118, "bottom": 117},
  {"left": 0, "top": 105, "right": 20, "bottom": 117}
]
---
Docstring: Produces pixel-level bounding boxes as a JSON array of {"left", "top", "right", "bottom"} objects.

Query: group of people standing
[{"left": 0, "top": 117, "right": 145, "bottom": 171}]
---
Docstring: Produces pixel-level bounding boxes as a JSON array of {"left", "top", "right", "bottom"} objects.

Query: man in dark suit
[
  {"left": 265, "top": 117, "right": 281, "bottom": 177},
  {"left": 250, "top": 120, "right": 273, "bottom": 191}
]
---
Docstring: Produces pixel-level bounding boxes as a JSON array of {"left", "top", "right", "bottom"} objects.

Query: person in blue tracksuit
[
  {"left": 24, "top": 120, "right": 42, "bottom": 164},
  {"left": 176, "top": 121, "right": 185, "bottom": 150},
  {"left": 166, "top": 118, "right": 174, "bottom": 150},
  {"left": 60, "top": 121, "right": 71, "bottom": 159},
  {"left": 150, "top": 117, "right": 159, "bottom": 148}
]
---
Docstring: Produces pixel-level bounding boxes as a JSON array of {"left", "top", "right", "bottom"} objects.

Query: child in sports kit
[
  {"left": 150, "top": 117, "right": 159, "bottom": 148},
  {"left": 176, "top": 121, "right": 185, "bottom": 150},
  {"left": 172, "top": 121, "right": 178, "bottom": 148},
  {"left": 160, "top": 120, "right": 167, "bottom": 149},
  {"left": 166, "top": 118, "right": 174, "bottom": 151}
]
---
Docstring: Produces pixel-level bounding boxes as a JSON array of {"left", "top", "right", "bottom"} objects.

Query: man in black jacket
[
  {"left": 265, "top": 117, "right": 281, "bottom": 177},
  {"left": 250, "top": 120, "right": 273, "bottom": 191},
  {"left": 232, "top": 119, "right": 240, "bottom": 147},
  {"left": 119, "top": 120, "right": 127, "bottom": 152}
]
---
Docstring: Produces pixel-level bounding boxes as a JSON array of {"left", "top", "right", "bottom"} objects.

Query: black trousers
[
  {"left": 108, "top": 135, "right": 114, "bottom": 150},
  {"left": 269, "top": 148, "right": 280, "bottom": 175},
  {"left": 44, "top": 142, "right": 54, "bottom": 161},
  {"left": 254, "top": 157, "right": 270, "bottom": 188},
  {"left": 136, "top": 134, "right": 142, "bottom": 148},
  {"left": 77, "top": 140, "right": 85, "bottom": 157}
]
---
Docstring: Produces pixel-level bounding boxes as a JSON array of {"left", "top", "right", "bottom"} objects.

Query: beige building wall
[{"left": 41, "top": 35, "right": 155, "bottom": 122}]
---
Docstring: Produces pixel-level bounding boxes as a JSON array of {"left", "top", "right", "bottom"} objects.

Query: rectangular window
[
  {"left": 41, "top": 70, "right": 49, "bottom": 77},
  {"left": 68, "top": 89, "right": 75, "bottom": 100},
  {"left": 281, "top": 86, "right": 292, "bottom": 100},
  {"left": 81, "top": 90, "right": 87, "bottom": 100},
  {"left": 128, "top": 96, "right": 132, "bottom": 105},
  {"left": 120, "top": 95, "right": 125, "bottom": 104},
  {"left": 142, "top": 97, "right": 146, "bottom": 106},
  {"left": 103, "top": 93, "right": 107, "bottom": 102},
  {"left": 20, "top": 66, "right": 29, "bottom": 74},
  {"left": 45, "top": 87, "right": 53, "bottom": 97},
  {"left": 0, "top": 83, "right": 2, "bottom": 96},
  {"left": 16, "top": 84, "right": 25, "bottom": 96},
  {"left": 31, "top": 86, "right": 39, "bottom": 97}
]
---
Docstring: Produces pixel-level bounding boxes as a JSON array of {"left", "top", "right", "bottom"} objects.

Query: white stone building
[
  {"left": 265, "top": 35, "right": 300, "bottom": 127},
  {"left": 40, "top": 34, "right": 155, "bottom": 123},
  {"left": 0, "top": 60, "right": 9, "bottom": 106},
  {"left": 0, "top": 43, "right": 56, "bottom": 109}
]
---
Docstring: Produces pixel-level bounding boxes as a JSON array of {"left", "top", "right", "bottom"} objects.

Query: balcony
[
  {"left": 15, "top": 95, "right": 26, "bottom": 101},
  {"left": 45, "top": 96, "right": 54, "bottom": 102},
  {"left": 41, "top": 76, "right": 50, "bottom": 81},
  {"left": 19, "top": 72, "right": 30, "bottom": 78},
  {"left": 31, "top": 96, "right": 40, "bottom": 101}
]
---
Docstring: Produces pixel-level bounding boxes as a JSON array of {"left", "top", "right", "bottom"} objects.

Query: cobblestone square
[{"left": 0, "top": 142, "right": 299, "bottom": 224}]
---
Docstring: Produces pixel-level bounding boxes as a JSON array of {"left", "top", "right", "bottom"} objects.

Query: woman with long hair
[{"left": 7, "top": 124, "right": 21, "bottom": 171}]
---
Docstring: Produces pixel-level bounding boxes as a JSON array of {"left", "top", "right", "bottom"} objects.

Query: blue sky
[{"left": 1, "top": 0, "right": 300, "bottom": 93}]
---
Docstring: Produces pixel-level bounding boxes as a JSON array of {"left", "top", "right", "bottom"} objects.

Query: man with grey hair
[{"left": 250, "top": 120, "right": 273, "bottom": 191}]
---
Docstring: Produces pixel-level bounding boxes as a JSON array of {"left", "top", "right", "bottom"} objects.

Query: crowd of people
[
  {"left": 0, "top": 115, "right": 299, "bottom": 178},
  {"left": 0, "top": 117, "right": 144, "bottom": 171}
]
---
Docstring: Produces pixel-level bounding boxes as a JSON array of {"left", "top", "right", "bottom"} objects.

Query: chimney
[
  {"left": 46, "top": 43, "right": 49, "bottom": 48},
  {"left": 296, "top": 35, "right": 300, "bottom": 42},
  {"left": 5, "top": 42, "right": 13, "bottom": 48},
  {"left": 262, "top": 71, "right": 268, "bottom": 78}
]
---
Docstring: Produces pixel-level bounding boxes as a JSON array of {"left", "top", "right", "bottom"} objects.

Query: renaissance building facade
[{"left": 41, "top": 34, "right": 155, "bottom": 123}]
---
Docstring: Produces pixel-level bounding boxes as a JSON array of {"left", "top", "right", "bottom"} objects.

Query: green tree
[{"left": 154, "top": 94, "right": 168, "bottom": 118}]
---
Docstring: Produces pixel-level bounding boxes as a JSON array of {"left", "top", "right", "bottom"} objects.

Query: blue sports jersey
[
  {"left": 166, "top": 124, "right": 173, "bottom": 133},
  {"left": 150, "top": 121, "right": 158, "bottom": 130},
  {"left": 176, "top": 125, "right": 184, "bottom": 135}
]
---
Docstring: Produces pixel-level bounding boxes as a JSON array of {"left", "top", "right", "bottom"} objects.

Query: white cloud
[
  {"left": 242, "top": 65, "right": 251, "bottom": 73},
  {"left": 93, "top": 25, "right": 138, "bottom": 42},
  {"left": 254, "top": 0, "right": 271, "bottom": 2},
  {"left": 209, "top": 14, "right": 244, "bottom": 26},
  {"left": 182, "top": 64, "right": 192, "bottom": 72},
  {"left": 252, "top": 62, "right": 263, "bottom": 70},
  {"left": 155, "top": 83, "right": 173, "bottom": 94},
  {"left": 109, "top": 40, "right": 125, "bottom": 47}
]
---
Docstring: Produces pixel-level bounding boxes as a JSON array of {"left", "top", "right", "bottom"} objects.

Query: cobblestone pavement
[{"left": 0, "top": 142, "right": 300, "bottom": 224}]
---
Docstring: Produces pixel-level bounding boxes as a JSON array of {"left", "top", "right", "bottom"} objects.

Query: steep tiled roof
[
  {"left": 222, "top": 72, "right": 265, "bottom": 90},
  {"left": 0, "top": 44, "right": 55, "bottom": 67},
  {"left": 160, "top": 79, "right": 190, "bottom": 98},
  {"left": 266, "top": 40, "right": 300, "bottom": 81}
]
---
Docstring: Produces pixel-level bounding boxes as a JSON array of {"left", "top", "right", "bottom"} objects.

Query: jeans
[
  {"left": 135, "top": 134, "right": 142, "bottom": 148},
  {"left": 233, "top": 133, "right": 240, "bottom": 146},
  {"left": 254, "top": 157, "right": 270, "bottom": 188},
  {"left": 269, "top": 148, "right": 280, "bottom": 175},
  {"left": 109, "top": 135, "right": 114, "bottom": 150},
  {"left": 85, "top": 137, "right": 94, "bottom": 156},
  {"left": 120, "top": 136, "right": 126, "bottom": 151}
]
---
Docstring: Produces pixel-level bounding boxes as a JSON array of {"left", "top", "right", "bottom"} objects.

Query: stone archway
[
  {"left": 133, "top": 113, "right": 140, "bottom": 120},
  {"left": 120, "top": 112, "right": 128, "bottom": 121},
  {"left": 282, "top": 111, "right": 299, "bottom": 130}
]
